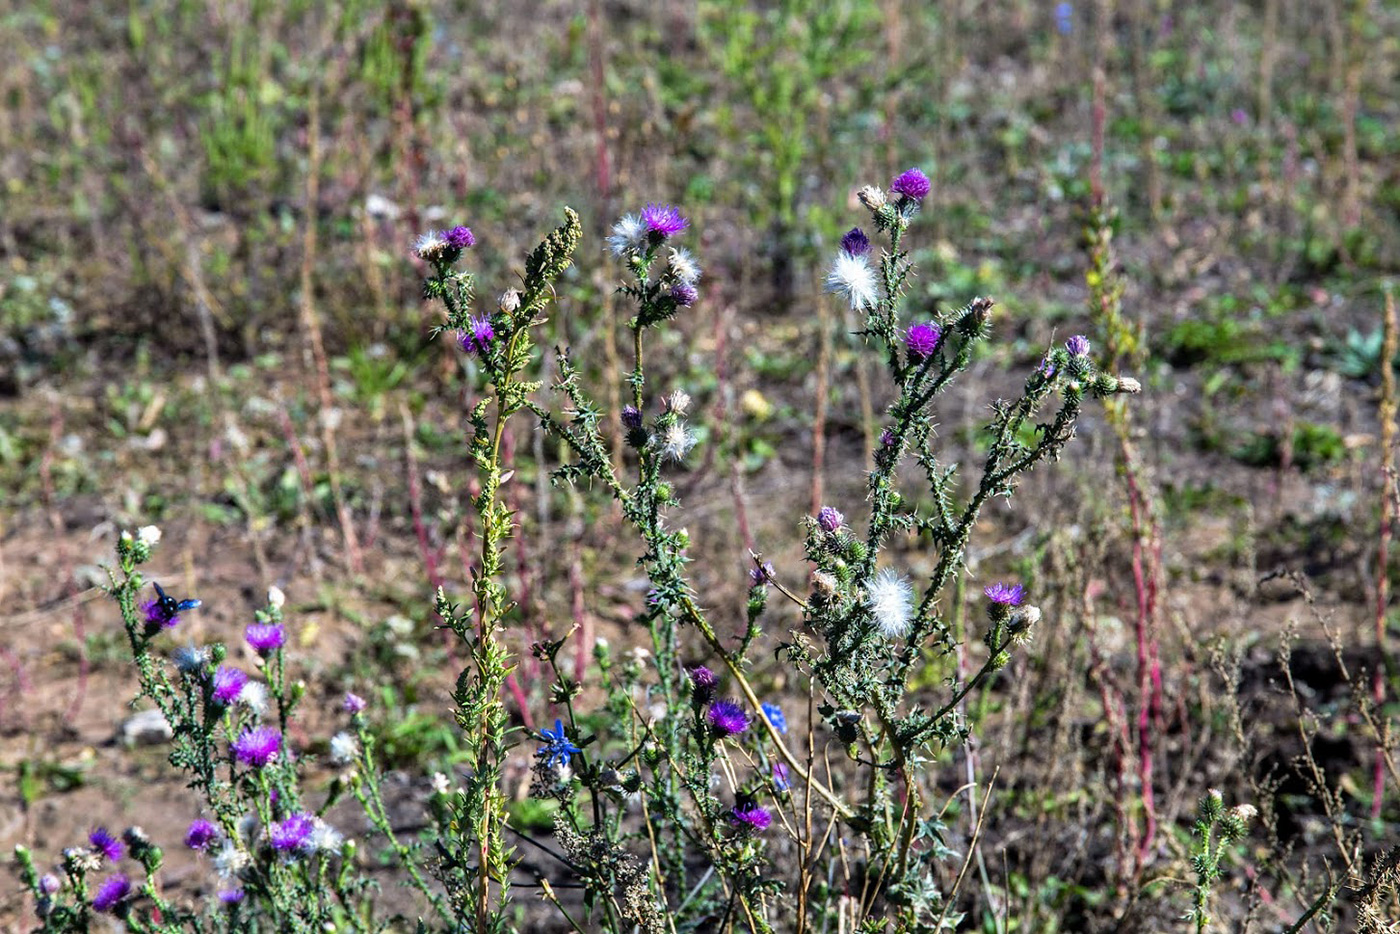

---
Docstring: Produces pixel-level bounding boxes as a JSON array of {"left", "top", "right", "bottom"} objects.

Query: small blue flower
[
  {"left": 1055, "top": 2, "right": 1073, "bottom": 35},
  {"left": 761, "top": 703, "right": 788, "bottom": 735},
  {"left": 537, "top": 719, "right": 581, "bottom": 769}
]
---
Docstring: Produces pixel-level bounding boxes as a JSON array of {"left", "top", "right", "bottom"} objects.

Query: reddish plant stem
[
  {"left": 1125, "top": 458, "right": 1161, "bottom": 865},
  {"left": 1373, "top": 286, "right": 1397, "bottom": 818}
]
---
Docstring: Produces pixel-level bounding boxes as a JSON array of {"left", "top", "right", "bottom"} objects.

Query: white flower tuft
[
  {"left": 213, "top": 841, "right": 250, "bottom": 879},
  {"left": 172, "top": 644, "right": 210, "bottom": 675},
  {"left": 266, "top": 585, "right": 286, "bottom": 609},
  {"left": 237, "top": 682, "right": 268, "bottom": 718},
  {"left": 660, "top": 421, "right": 696, "bottom": 461},
  {"left": 431, "top": 772, "right": 451, "bottom": 796},
  {"left": 664, "top": 389, "right": 692, "bottom": 416},
  {"left": 413, "top": 230, "right": 448, "bottom": 262},
  {"left": 667, "top": 248, "right": 702, "bottom": 284},
  {"left": 867, "top": 568, "right": 914, "bottom": 639},
  {"left": 329, "top": 731, "right": 360, "bottom": 765},
  {"left": 309, "top": 818, "right": 344, "bottom": 852},
  {"left": 607, "top": 214, "right": 646, "bottom": 257},
  {"left": 825, "top": 252, "right": 879, "bottom": 311},
  {"left": 136, "top": 526, "right": 162, "bottom": 547}
]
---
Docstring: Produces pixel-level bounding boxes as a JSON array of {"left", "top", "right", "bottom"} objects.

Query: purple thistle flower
[
  {"left": 1065, "top": 334, "right": 1090, "bottom": 357},
  {"left": 89, "top": 827, "right": 124, "bottom": 863},
  {"left": 891, "top": 168, "right": 931, "bottom": 203},
  {"left": 905, "top": 322, "right": 942, "bottom": 360},
  {"left": 141, "top": 599, "right": 172, "bottom": 629},
  {"left": 245, "top": 623, "right": 285, "bottom": 656},
  {"left": 445, "top": 225, "right": 475, "bottom": 251},
  {"left": 269, "top": 812, "right": 314, "bottom": 852},
  {"left": 880, "top": 427, "right": 896, "bottom": 447},
  {"left": 984, "top": 581, "right": 1026, "bottom": 607},
  {"left": 761, "top": 702, "right": 787, "bottom": 735},
  {"left": 772, "top": 762, "right": 791, "bottom": 792},
  {"left": 840, "top": 227, "right": 871, "bottom": 257},
  {"left": 39, "top": 874, "right": 60, "bottom": 895},
  {"left": 749, "top": 561, "right": 775, "bottom": 587},
  {"left": 458, "top": 315, "right": 495, "bottom": 355},
  {"left": 185, "top": 819, "right": 219, "bottom": 851},
  {"left": 817, "top": 506, "right": 844, "bottom": 533},
  {"left": 212, "top": 666, "right": 248, "bottom": 705},
  {"left": 640, "top": 203, "right": 688, "bottom": 239},
  {"left": 707, "top": 699, "right": 750, "bottom": 738},
  {"left": 621, "top": 405, "right": 643, "bottom": 430},
  {"left": 92, "top": 874, "right": 131, "bottom": 912},
  {"left": 688, "top": 665, "right": 719, "bottom": 702},
  {"left": 231, "top": 726, "right": 282, "bottom": 769},
  {"left": 1037, "top": 356, "right": 1056, "bottom": 378},
  {"left": 729, "top": 802, "right": 772, "bottom": 832},
  {"left": 218, "top": 888, "right": 246, "bottom": 905},
  {"left": 343, "top": 692, "right": 367, "bottom": 714},
  {"left": 669, "top": 281, "right": 699, "bottom": 307}
]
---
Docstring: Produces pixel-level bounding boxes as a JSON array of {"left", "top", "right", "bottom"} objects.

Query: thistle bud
[{"left": 499, "top": 290, "right": 522, "bottom": 314}]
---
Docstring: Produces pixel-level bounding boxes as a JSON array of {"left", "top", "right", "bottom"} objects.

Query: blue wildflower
[
  {"left": 761, "top": 703, "right": 788, "bottom": 735},
  {"left": 537, "top": 719, "right": 580, "bottom": 769}
]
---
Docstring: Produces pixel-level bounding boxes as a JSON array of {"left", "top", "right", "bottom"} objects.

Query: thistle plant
[
  {"left": 14, "top": 171, "right": 1138, "bottom": 933},
  {"left": 1186, "top": 790, "right": 1257, "bottom": 933}
]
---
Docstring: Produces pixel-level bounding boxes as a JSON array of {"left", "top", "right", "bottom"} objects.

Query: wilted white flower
[
  {"left": 266, "top": 585, "right": 285, "bottom": 609},
  {"left": 213, "top": 841, "right": 250, "bottom": 878},
  {"left": 667, "top": 248, "right": 702, "bottom": 284},
  {"left": 1230, "top": 803, "right": 1258, "bottom": 822},
  {"left": 172, "top": 644, "right": 210, "bottom": 675},
  {"left": 413, "top": 230, "right": 448, "bottom": 262},
  {"left": 810, "top": 570, "right": 839, "bottom": 596},
  {"left": 329, "top": 731, "right": 359, "bottom": 765},
  {"left": 498, "top": 289, "right": 522, "bottom": 313},
  {"left": 136, "top": 526, "right": 162, "bottom": 547},
  {"left": 607, "top": 214, "right": 646, "bottom": 256},
  {"left": 660, "top": 421, "right": 696, "bottom": 461},
  {"left": 867, "top": 568, "right": 914, "bottom": 638},
  {"left": 1117, "top": 376, "right": 1142, "bottom": 394},
  {"left": 857, "top": 185, "right": 888, "bottom": 211},
  {"left": 825, "top": 252, "right": 879, "bottom": 311},
  {"left": 237, "top": 682, "right": 268, "bottom": 718},
  {"left": 309, "top": 818, "right": 344, "bottom": 853},
  {"left": 664, "top": 389, "right": 692, "bottom": 416}
]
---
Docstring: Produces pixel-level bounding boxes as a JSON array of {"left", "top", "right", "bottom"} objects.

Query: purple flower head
[
  {"left": 92, "top": 874, "right": 131, "bottom": 913},
  {"left": 621, "top": 405, "right": 643, "bottom": 431},
  {"left": 1037, "top": 356, "right": 1056, "bottom": 378},
  {"left": 185, "top": 819, "right": 219, "bottom": 851},
  {"left": 840, "top": 227, "right": 871, "bottom": 257},
  {"left": 232, "top": 726, "right": 282, "bottom": 768},
  {"left": 458, "top": 315, "right": 495, "bottom": 355},
  {"left": 984, "top": 581, "right": 1026, "bottom": 607},
  {"left": 905, "top": 322, "right": 942, "bottom": 360},
  {"left": 445, "top": 225, "right": 476, "bottom": 251},
  {"left": 1055, "top": 2, "right": 1073, "bottom": 35},
  {"left": 688, "top": 665, "right": 719, "bottom": 702},
  {"left": 269, "top": 812, "right": 314, "bottom": 852},
  {"left": 245, "top": 622, "right": 285, "bottom": 656},
  {"left": 669, "top": 281, "right": 699, "bottom": 307},
  {"left": 640, "top": 203, "right": 688, "bottom": 239},
  {"left": 707, "top": 699, "right": 750, "bottom": 738},
  {"left": 1231, "top": 108, "right": 1248, "bottom": 126},
  {"left": 761, "top": 702, "right": 788, "bottom": 735},
  {"left": 891, "top": 168, "right": 931, "bottom": 203},
  {"left": 749, "top": 561, "right": 775, "bottom": 587},
  {"left": 880, "top": 427, "right": 896, "bottom": 447},
  {"left": 772, "top": 762, "right": 791, "bottom": 792},
  {"left": 89, "top": 827, "right": 124, "bottom": 863},
  {"left": 39, "top": 874, "right": 60, "bottom": 895},
  {"left": 536, "top": 719, "right": 581, "bottom": 769},
  {"left": 218, "top": 888, "right": 246, "bottom": 905},
  {"left": 1065, "top": 335, "right": 1090, "bottom": 357},
  {"left": 817, "top": 506, "right": 845, "bottom": 533},
  {"left": 343, "top": 692, "right": 367, "bottom": 715},
  {"left": 212, "top": 666, "right": 248, "bottom": 705},
  {"left": 729, "top": 802, "right": 772, "bottom": 832}
]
